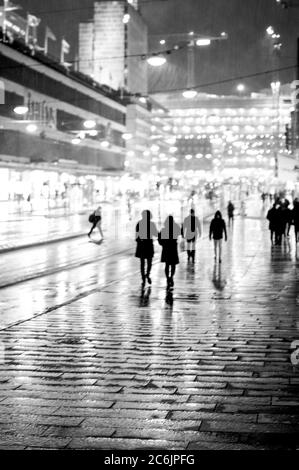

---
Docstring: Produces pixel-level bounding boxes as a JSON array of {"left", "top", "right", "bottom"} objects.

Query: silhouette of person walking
[
  {"left": 182, "top": 209, "right": 201, "bottom": 262},
  {"left": 135, "top": 210, "right": 158, "bottom": 286},
  {"left": 88, "top": 205, "right": 104, "bottom": 239},
  {"left": 267, "top": 202, "right": 279, "bottom": 245},
  {"left": 159, "top": 215, "right": 181, "bottom": 288},
  {"left": 293, "top": 198, "right": 299, "bottom": 243},
  {"left": 209, "top": 211, "right": 227, "bottom": 263},
  {"left": 227, "top": 201, "right": 235, "bottom": 227}
]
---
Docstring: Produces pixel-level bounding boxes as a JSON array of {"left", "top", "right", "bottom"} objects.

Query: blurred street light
[
  {"left": 100, "top": 140, "right": 109, "bottom": 148},
  {"left": 14, "top": 105, "right": 28, "bottom": 115},
  {"left": 146, "top": 55, "right": 166, "bottom": 66},
  {"left": 84, "top": 120, "right": 96, "bottom": 129},
  {"left": 122, "top": 132, "right": 133, "bottom": 140},
  {"left": 236, "top": 83, "right": 246, "bottom": 93},
  {"left": 196, "top": 38, "right": 211, "bottom": 46},
  {"left": 266, "top": 26, "right": 274, "bottom": 36},
  {"left": 182, "top": 89, "right": 198, "bottom": 99},
  {"left": 26, "top": 123, "right": 37, "bottom": 133}
]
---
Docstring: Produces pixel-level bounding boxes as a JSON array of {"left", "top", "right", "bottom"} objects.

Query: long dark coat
[{"left": 158, "top": 222, "right": 181, "bottom": 265}]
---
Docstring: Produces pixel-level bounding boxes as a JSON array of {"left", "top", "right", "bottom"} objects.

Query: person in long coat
[
  {"left": 209, "top": 210, "right": 227, "bottom": 263},
  {"left": 267, "top": 203, "right": 279, "bottom": 245},
  {"left": 158, "top": 215, "right": 181, "bottom": 287},
  {"left": 135, "top": 210, "right": 158, "bottom": 285},
  {"left": 227, "top": 201, "right": 235, "bottom": 227}
]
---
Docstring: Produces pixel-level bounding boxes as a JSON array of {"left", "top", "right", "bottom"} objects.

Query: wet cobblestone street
[{"left": 0, "top": 212, "right": 299, "bottom": 450}]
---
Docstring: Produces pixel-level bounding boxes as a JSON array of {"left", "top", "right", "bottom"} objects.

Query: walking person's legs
[
  {"left": 146, "top": 258, "right": 152, "bottom": 284},
  {"left": 187, "top": 241, "right": 191, "bottom": 261},
  {"left": 170, "top": 264, "right": 176, "bottom": 286},
  {"left": 270, "top": 230, "right": 274, "bottom": 245},
  {"left": 165, "top": 263, "right": 171, "bottom": 285},
  {"left": 97, "top": 222, "right": 104, "bottom": 239},
  {"left": 190, "top": 240, "right": 196, "bottom": 262},
  {"left": 219, "top": 239, "right": 223, "bottom": 262},
  {"left": 140, "top": 258, "right": 146, "bottom": 284},
  {"left": 213, "top": 239, "right": 218, "bottom": 260},
  {"left": 88, "top": 221, "right": 97, "bottom": 237}
]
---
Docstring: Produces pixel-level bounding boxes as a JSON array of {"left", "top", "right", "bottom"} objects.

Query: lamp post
[{"left": 271, "top": 81, "right": 281, "bottom": 178}]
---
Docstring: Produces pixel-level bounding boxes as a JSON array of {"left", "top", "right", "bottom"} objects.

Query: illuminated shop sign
[{"left": 26, "top": 92, "right": 57, "bottom": 129}]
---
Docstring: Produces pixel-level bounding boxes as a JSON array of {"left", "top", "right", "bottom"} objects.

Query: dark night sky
[{"left": 16, "top": 0, "right": 299, "bottom": 95}]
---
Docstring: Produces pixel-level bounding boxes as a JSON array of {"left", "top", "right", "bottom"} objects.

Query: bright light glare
[
  {"left": 182, "top": 89, "right": 198, "bottom": 99},
  {"left": 14, "top": 106, "right": 29, "bottom": 115},
  {"left": 237, "top": 84, "right": 245, "bottom": 92},
  {"left": 147, "top": 56, "right": 166, "bottom": 66},
  {"left": 89, "top": 130, "right": 98, "bottom": 137},
  {"left": 26, "top": 124, "right": 37, "bottom": 133},
  {"left": 266, "top": 26, "right": 274, "bottom": 35},
  {"left": 196, "top": 38, "right": 211, "bottom": 46},
  {"left": 123, "top": 14, "right": 130, "bottom": 24},
  {"left": 101, "top": 140, "right": 109, "bottom": 148},
  {"left": 122, "top": 133, "right": 133, "bottom": 140},
  {"left": 84, "top": 120, "right": 96, "bottom": 129}
]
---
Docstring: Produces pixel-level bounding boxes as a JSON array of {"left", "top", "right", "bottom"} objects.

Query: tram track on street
[
  {"left": 0, "top": 253, "right": 154, "bottom": 332},
  {"left": 0, "top": 244, "right": 134, "bottom": 290}
]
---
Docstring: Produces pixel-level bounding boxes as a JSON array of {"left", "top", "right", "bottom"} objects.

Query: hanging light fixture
[
  {"left": 14, "top": 105, "right": 29, "bottom": 115},
  {"left": 26, "top": 124, "right": 37, "bottom": 133},
  {"left": 84, "top": 120, "right": 96, "bottom": 129},
  {"left": 196, "top": 38, "right": 211, "bottom": 46},
  {"left": 146, "top": 55, "right": 166, "bottom": 67},
  {"left": 122, "top": 132, "right": 133, "bottom": 141},
  {"left": 101, "top": 140, "right": 109, "bottom": 148},
  {"left": 182, "top": 89, "right": 198, "bottom": 99}
]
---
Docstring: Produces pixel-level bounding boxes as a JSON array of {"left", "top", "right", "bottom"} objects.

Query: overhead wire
[{"left": 1, "top": 62, "right": 296, "bottom": 109}]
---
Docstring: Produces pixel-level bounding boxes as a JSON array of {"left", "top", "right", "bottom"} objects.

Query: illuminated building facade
[
  {"left": 79, "top": 1, "right": 148, "bottom": 94},
  {"left": 151, "top": 91, "right": 295, "bottom": 184},
  {"left": 0, "top": 39, "right": 127, "bottom": 209}
]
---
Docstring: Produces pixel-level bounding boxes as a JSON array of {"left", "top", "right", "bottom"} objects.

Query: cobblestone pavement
[{"left": 0, "top": 208, "right": 299, "bottom": 450}]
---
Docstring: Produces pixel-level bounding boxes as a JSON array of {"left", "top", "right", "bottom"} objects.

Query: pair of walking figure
[{"left": 135, "top": 209, "right": 204, "bottom": 287}]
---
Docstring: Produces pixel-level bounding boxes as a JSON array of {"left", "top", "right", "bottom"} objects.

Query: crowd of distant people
[
  {"left": 266, "top": 197, "right": 299, "bottom": 246},
  {"left": 87, "top": 193, "right": 299, "bottom": 290}
]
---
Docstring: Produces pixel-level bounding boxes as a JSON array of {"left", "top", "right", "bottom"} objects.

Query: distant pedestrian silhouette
[
  {"left": 227, "top": 201, "right": 235, "bottom": 227},
  {"left": 88, "top": 205, "right": 104, "bottom": 239},
  {"left": 267, "top": 203, "right": 279, "bottom": 245},
  {"left": 182, "top": 209, "right": 201, "bottom": 262},
  {"left": 158, "top": 215, "right": 181, "bottom": 288},
  {"left": 209, "top": 211, "right": 227, "bottom": 263},
  {"left": 293, "top": 198, "right": 299, "bottom": 243},
  {"left": 135, "top": 210, "right": 158, "bottom": 286}
]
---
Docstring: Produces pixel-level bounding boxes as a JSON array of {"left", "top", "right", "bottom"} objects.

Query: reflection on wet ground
[{"left": 0, "top": 205, "right": 298, "bottom": 449}]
